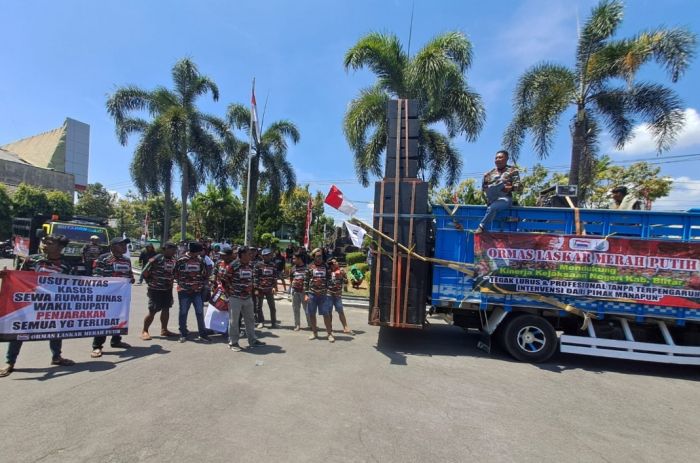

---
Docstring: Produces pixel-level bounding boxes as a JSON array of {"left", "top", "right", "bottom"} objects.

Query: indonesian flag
[
  {"left": 324, "top": 185, "right": 358, "bottom": 216},
  {"left": 303, "top": 198, "right": 312, "bottom": 250},
  {"left": 251, "top": 85, "right": 262, "bottom": 144}
]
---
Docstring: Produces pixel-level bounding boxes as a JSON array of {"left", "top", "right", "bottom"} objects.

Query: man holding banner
[
  {"left": 90, "top": 237, "right": 134, "bottom": 358},
  {"left": 0, "top": 234, "right": 76, "bottom": 378}
]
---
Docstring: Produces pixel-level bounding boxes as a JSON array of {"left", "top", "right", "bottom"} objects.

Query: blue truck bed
[{"left": 431, "top": 205, "right": 700, "bottom": 323}]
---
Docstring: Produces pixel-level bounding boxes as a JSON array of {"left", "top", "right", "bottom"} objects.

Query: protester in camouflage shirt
[
  {"left": 476, "top": 150, "right": 523, "bottom": 233},
  {"left": 223, "top": 247, "right": 265, "bottom": 351},
  {"left": 140, "top": 242, "right": 178, "bottom": 340},
  {"left": 90, "top": 237, "right": 133, "bottom": 358},
  {"left": 327, "top": 259, "right": 352, "bottom": 334},
  {"left": 289, "top": 253, "right": 309, "bottom": 331},
  {"left": 254, "top": 248, "right": 279, "bottom": 328},
  {"left": 304, "top": 248, "right": 334, "bottom": 342},
  {"left": 82, "top": 235, "right": 104, "bottom": 276},
  {"left": 173, "top": 242, "right": 210, "bottom": 343},
  {"left": 1, "top": 234, "right": 76, "bottom": 378}
]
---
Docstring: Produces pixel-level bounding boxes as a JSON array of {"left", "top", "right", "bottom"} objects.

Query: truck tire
[{"left": 502, "top": 314, "right": 558, "bottom": 363}]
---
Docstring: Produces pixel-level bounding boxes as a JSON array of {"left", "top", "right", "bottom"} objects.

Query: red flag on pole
[
  {"left": 324, "top": 185, "right": 358, "bottom": 216},
  {"left": 303, "top": 198, "right": 313, "bottom": 250},
  {"left": 251, "top": 86, "right": 262, "bottom": 144}
]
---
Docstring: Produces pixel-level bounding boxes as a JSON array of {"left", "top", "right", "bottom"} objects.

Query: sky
[{"left": 2, "top": 0, "right": 700, "bottom": 225}]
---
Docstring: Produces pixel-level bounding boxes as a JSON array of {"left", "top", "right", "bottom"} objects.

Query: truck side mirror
[{"left": 35, "top": 229, "right": 46, "bottom": 239}]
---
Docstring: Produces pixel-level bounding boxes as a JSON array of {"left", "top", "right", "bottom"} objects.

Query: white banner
[
  {"left": 0, "top": 271, "right": 132, "bottom": 341},
  {"left": 344, "top": 221, "right": 366, "bottom": 248}
]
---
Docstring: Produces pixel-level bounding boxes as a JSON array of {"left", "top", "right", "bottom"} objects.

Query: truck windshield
[{"left": 52, "top": 223, "right": 108, "bottom": 244}]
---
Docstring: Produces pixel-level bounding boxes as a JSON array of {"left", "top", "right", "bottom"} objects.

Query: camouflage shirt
[
  {"left": 82, "top": 244, "right": 103, "bottom": 263},
  {"left": 254, "top": 260, "right": 278, "bottom": 294},
  {"left": 222, "top": 259, "right": 254, "bottom": 299},
  {"left": 142, "top": 253, "right": 176, "bottom": 291},
  {"left": 21, "top": 254, "right": 73, "bottom": 275},
  {"left": 304, "top": 262, "right": 330, "bottom": 296},
  {"left": 93, "top": 252, "right": 134, "bottom": 281},
  {"left": 482, "top": 164, "right": 522, "bottom": 203},
  {"left": 212, "top": 259, "right": 230, "bottom": 288},
  {"left": 173, "top": 253, "right": 208, "bottom": 293},
  {"left": 290, "top": 264, "right": 306, "bottom": 293},
  {"left": 328, "top": 268, "right": 348, "bottom": 297}
]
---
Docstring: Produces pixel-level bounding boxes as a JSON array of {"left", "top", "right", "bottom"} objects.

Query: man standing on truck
[
  {"left": 140, "top": 242, "right": 178, "bottom": 340},
  {"left": 475, "top": 150, "right": 522, "bottom": 234},
  {"left": 82, "top": 235, "right": 103, "bottom": 276},
  {"left": 90, "top": 237, "right": 134, "bottom": 358},
  {"left": 609, "top": 186, "right": 642, "bottom": 210},
  {"left": 0, "top": 234, "right": 76, "bottom": 378},
  {"left": 304, "top": 248, "right": 334, "bottom": 342}
]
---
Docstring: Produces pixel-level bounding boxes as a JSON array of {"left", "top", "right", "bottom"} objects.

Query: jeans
[
  {"left": 291, "top": 291, "right": 309, "bottom": 327},
  {"left": 229, "top": 297, "right": 256, "bottom": 345},
  {"left": 6, "top": 339, "right": 63, "bottom": 364},
  {"left": 178, "top": 291, "right": 206, "bottom": 337},
  {"left": 479, "top": 196, "right": 512, "bottom": 230},
  {"left": 255, "top": 291, "right": 277, "bottom": 324},
  {"left": 306, "top": 293, "right": 331, "bottom": 316}
]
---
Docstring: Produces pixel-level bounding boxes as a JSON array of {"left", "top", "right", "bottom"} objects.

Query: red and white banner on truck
[
  {"left": 0, "top": 271, "right": 131, "bottom": 342},
  {"left": 474, "top": 233, "right": 700, "bottom": 309}
]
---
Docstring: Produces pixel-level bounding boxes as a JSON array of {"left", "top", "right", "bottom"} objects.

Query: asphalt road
[{"left": 0, "top": 258, "right": 698, "bottom": 462}]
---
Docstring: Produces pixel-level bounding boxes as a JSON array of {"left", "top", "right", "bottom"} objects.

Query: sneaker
[
  {"left": 250, "top": 339, "right": 266, "bottom": 347},
  {"left": 178, "top": 336, "right": 187, "bottom": 343},
  {"left": 229, "top": 343, "right": 242, "bottom": 352},
  {"left": 196, "top": 335, "right": 212, "bottom": 343},
  {"left": 308, "top": 333, "right": 318, "bottom": 340},
  {"left": 255, "top": 323, "right": 264, "bottom": 328},
  {"left": 269, "top": 322, "right": 278, "bottom": 329},
  {"left": 328, "top": 334, "right": 335, "bottom": 343}
]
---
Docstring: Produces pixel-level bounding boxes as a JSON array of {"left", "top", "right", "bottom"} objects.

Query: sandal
[
  {"left": 161, "top": 330, "right": 177, "bottom": 337},
  {"left": 90, "top": 348, "right": 103, "bottom": 358},
  {"left": 51, "top": 357, "right": 75, "bottom": 366},
  {"left": 0, "top": 364, "right": 14, "bottom": 378},
  {"left": 141, "top": 332, "right": 152, "bottom": 341}
]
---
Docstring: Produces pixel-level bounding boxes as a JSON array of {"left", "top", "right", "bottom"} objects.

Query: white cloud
[
  {"left": 652, "top": 176, "right": 700, "bottom": 211},
  {"left": 613, "top": 108, "right": 700, "bottom": 156}
]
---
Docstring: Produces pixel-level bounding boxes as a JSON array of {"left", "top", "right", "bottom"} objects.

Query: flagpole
[{"left": 244, "top": 77, "right": 255, "bottom": 246}]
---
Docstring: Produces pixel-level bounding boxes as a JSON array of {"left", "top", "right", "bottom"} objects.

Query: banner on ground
[
  {"left": 474, "top": 233, "right": 700, "bottom": 309},
  {"left": 0, "top": 271, "right": 131, "bottom": 342}
]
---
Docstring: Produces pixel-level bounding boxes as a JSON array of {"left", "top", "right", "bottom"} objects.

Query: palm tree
[
  {"left": 106, "top": 58, "right": 232, "bottom": 242},
  {"left": 343, "top": 31, "right": 485, "bottom": 187},
  {"left": 503, "top": 0, "right": 696, "bottom": 199},
  {"left": 225, "top": 104, "right": 298, "bottom": 244}
]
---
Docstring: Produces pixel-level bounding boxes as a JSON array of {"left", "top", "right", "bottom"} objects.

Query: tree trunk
[
  {"left": 162, "top": 180, "right": 172, "bottom": 246},
  {"left": 180, "top": 162, "right": 189, "bottom": 240},
  {"left": 569, "top": 108, "right": 586, "bottom": 203},
  {"left": 245, "top": 154, "right": 260, "bottom": 245}
]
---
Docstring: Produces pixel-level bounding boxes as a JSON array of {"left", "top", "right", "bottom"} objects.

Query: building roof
[
  {"left": 0, "top": 147, "right": 30, "bottom": 165},
  {"left": 0, "top": 124, "right": 67, "bottom": 170}
]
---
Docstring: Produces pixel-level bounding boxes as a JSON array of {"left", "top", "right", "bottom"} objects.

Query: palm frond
[
  {"left": 576, "top": 0, "right": 624, "bottom": 71},
  {"left": 226, "top": 103, "right": 251, "bottom": 132},
  {"left": 420, "top": 127, "right": 461, "bottom": 187},
  {"left": 344, "top": 32, "right": 408, "bottom": 95},
  {"left": 626, "top": 82, "right": 685, "bottom": 152},
  {"left": 591, "top": 87, "right": 632, "bottom": 148}
]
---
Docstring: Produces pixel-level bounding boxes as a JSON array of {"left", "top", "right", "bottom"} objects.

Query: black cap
[
  {"left": 110, "top": 237, "right": 131, "bottom": 245},
  {"left": 611, "top": 186, "right": 628, "bottom": 195},
  {"left": 163, "top": 241, "right": 177, "bottom": 249},
  {"left": 188, "top": 242, "right": 203, "bottom": 253}
]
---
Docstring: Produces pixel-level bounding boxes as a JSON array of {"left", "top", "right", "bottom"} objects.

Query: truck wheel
[{"left": 502, "top": 314, "right": 557, "bottom": 363}]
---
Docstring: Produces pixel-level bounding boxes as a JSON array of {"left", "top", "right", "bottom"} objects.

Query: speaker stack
[{"left": 369, "top": 99, "right": 430, "bottom": 328}]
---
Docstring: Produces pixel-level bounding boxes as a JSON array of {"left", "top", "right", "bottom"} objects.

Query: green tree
[
  {"left": 106, "top": 58, "right": 231, "bottom": 244},
  {"left": 343, "top": 31, "right": 485, "bottom": 187},
  {"left": 46, "top": 191, "right": 74, "bottom": 218},
  {"left": 517, "top": 164, "right": 552, "bottom": 206},
  {"left": 191, "top": 184, "right": 244, "bottom": 241},
  {"left": 280, "top": 186, "right": 313, "bottom": 244},
  {"left": 0, "top": 184, "right": 13, "bottom": 238},
  {"left": 430, "top": 178, "right": 485, "bottom": 206},
  {"left": 253, "top": 192, "right": 283, "bottom": 244},
  {"left": 503, "top": 0, "right": 696, "bottom": 198},
  {"left": 12, "top": 183, "right": 50, "bottom": 217},
  {"left": 75, "top": 183, "right": 115, "bottom": 218},
  {"left": 225, "top": 104, "right": 298, "bottom": 244}
]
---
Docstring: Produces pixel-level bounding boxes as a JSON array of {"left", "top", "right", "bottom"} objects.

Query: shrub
[
  {"left": 353, "top": 263, "right": 369, "bottom": 273},
  {"left": 345, "top": 251, "right": 366, "bottom": 265}
]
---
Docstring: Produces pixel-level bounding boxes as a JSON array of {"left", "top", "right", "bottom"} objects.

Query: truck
[
  {"left": 11, "top": 215, "right": 110, "bottom": 274},
  {"left": 367, "top": 98, "right": 700, "bottom": 366}
]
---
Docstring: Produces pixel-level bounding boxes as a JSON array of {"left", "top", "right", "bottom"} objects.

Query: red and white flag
[
  {"left": 251, "top": 85, "right": 262, "bottom": 144},
  {"left": 324, "top": 185, "right": 358, "bottom": 216},
  {"left": 303, "top": 198, "right": 313, "bottom": 250}
]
